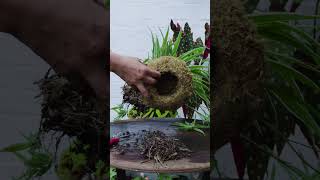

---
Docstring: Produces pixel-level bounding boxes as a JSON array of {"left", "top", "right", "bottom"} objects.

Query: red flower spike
[
  {"left": 203, "top": 23, "right": 211, "bottom": 59},
  {"left": 109, "top": 137, "right": 120, "bottom": 146}
]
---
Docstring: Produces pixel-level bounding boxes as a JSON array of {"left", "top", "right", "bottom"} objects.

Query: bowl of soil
[{"left": 110, "top": 118, "right": 210, "bottom": 173}]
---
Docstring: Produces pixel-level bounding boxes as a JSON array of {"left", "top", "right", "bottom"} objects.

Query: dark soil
[
  {"left": 112, "top": 130, "right": 191, "bottom": 165},
  {"left": 35, "top": 71, "right": 105, "bottom": 137},
  {"left": 155, "top": 72, "right": 178, "bottom": 95},
  {"left": 122, "top": 85, "right": 148, "bottom": 112}
]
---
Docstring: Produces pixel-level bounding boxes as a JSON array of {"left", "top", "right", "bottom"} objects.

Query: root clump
[
  {"left": 36, "top": 72, "right": 106, "bottom": 137},
  {"left": 139, "top": 130, "right": 191, "bottom": 164},
  {"left": 113, "top": 130, "right": 191, "bottom": 165}
]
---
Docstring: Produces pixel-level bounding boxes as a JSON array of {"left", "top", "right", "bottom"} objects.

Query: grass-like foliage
[{"left": 0, "top": 133, "right": 52, "bottom": 180}]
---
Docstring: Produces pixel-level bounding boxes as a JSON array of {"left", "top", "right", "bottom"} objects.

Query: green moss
[
  {"left": 212, "top": 0, "right": 264, "bottom": 99},
  {"left": 211, "top": 0, "right": 265, "bottom": 149},
  {"left": 143, "top": 56, "right": 193, "bottom": 110}
]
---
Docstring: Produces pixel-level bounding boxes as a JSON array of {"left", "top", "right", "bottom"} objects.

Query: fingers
[
  {"left": 136, "top": 83, "right": 149, "bottom": 97},
  {"left": 146, "top": 68, "right": 161, "bottom": 78},
  {"left": 143, "top": 77, "right": 157, "bottom": 85}
]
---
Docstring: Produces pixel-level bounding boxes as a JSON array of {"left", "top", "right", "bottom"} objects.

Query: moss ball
[{"left": 143, "top": 56, "right": 193, "bottom": 110}]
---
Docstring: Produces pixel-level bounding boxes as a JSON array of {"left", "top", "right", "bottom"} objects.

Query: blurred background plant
[
  {"left": 0, "top": 133, "right": 52, "bottom": 180},
  {"left": 212, "top": 0, "right": 320, "bottom": 179}
]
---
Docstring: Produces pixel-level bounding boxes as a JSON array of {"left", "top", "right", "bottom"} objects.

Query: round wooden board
[{"left": 110, "top": 118, "right": 210, "bottom": 173}]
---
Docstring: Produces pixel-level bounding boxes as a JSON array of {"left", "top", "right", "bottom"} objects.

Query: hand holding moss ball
[{"left": 110, "top": 52, "right": 161, "bottom": 97}]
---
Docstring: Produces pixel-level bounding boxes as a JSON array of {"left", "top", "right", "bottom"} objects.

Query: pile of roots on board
[
  {"left": 113, "top": 130, "right": 192, "bottom": 165},
  {"left": 35, "top": 69, "right": 106, "bottom": 138},
  {"left": 139, "top": 130, "right": 192, "bottom": 164}
]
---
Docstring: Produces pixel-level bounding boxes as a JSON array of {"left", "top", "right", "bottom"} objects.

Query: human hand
[
  {"left": 110, "top": 52, "right": 161, "bottom": 97},
  {"left": 0, "top": 0, "right": 108, "bottom": 100}
]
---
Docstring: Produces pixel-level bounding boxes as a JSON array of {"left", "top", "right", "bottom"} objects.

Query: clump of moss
[{"left": 143, "top": 56, "right": 193, "bottom": 110}]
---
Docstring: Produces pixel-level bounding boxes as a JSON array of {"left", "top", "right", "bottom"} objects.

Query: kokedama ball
[
  {"left": 143, "top": 56, "right": 193, "bottom": 110},
  {"left": 211, "top": 0, "right": 265, "bottom": 150}
]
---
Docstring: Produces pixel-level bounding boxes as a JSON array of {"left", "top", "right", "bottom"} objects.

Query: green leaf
[
  {"left": 142, "top": 108, "right": 153, "bottom": 118},
  {"left": 156, "top": 36, "right": 160, "bottom": 58},
  {"left": 259, "top": 25, "right": 320, "bottom": 65},
  {"left": 160, "top": 110, "right": 170, "bottom": 118},
  {"left": 150, "top": 111, "right": 155, "bottom": 118},
  {"left": 269, "top": 89, "right": 320, "bottom": 139},
  {"left": 267, "top": 59, "right": 320, "bottom": 92},
  {"left": 161, "top": 27, "right": 170, "bottom": 55},
  {"left": 248, "top": 13, "right": 320, "bottom": 24},
  {"left": 0, "top": 143, "right": 32, "bottom": 153},
  {"left": 179, "top": 47, "right": 205, "bottom": 62},
  {"left": 13, "top": 152, "right": 29, "bottom": 165},
  {"left": 110, "top": 168, "right": 117, "bottom": 180},
  {"left": 193, "top": 128, "right": 205, "bottom": 136},
  {"left": 266, "top": 51, "right": 320, "bottom": 74},
  {"left": 172, "top": 31, "right": 182, "bottom": 56},
  {"left": 276, "top": 22, "right": 320, "bottom": 50},
  {"left": 260, "top": 22, "right": 320, "bottom": 64},
  {"left": 155, "top": 109, "right": 162, "bottom": 117}
]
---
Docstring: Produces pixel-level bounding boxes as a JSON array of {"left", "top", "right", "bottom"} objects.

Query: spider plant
[
  {"left": 249, "top": 12, "right": 320, "bottom": 138},
  {"left": 108, "top": 167, "right": 117, "bottom": 180},
  {"left": 0, "top": 133, "right": 52, "bottom": 180},
  {"left": 111, "top": 104, "right": 128, "bottom": 120},
  {"left": 127, "top": 107, "right": 178, "bottom": 119},
  {"left": 172, "top": 120, "right": 209, "bottom": 136},
  {"left": 145, "top": 27, "right": 209, "bottom": 106}
]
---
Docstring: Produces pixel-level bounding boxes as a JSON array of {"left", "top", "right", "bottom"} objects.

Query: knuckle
[{"left": 137, "top": 69, "right": 144, "bottom": 77}]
